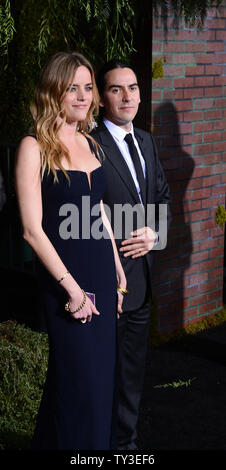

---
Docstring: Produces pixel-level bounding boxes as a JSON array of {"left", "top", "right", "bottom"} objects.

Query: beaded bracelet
[{"left": 65, "top": 290, "right": 87, "bottom": 314}]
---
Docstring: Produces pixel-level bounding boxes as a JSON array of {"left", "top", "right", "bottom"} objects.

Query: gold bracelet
[
  {"left": 117, "top": 285, "right": 129, "bottom": 295},
  {"left": 58, "top": 270, "right": 69, "bottom": 284},
  {"left": 65, "top": 290, "right": 87, "bottom": 314}
]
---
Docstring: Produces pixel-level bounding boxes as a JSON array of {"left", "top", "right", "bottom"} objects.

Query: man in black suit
[{"left": 92, "top": 61, "right": 171, "bottom": 450}]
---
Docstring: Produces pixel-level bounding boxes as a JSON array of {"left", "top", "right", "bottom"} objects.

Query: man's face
[{"left": 100, "top": 67, "right": 141, "bottom": 129}]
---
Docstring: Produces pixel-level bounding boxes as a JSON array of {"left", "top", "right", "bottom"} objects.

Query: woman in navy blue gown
[{"left": 15, "top": 51, "right": 127, "bottom": 450}]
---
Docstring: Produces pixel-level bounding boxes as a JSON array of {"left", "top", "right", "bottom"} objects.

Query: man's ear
[{"left": 99, "top": 97, "right": 104, "bottom": 108}]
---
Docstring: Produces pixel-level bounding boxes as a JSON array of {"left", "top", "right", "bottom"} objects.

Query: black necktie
[{"left": 124, "top": 133, "right": 146, "bottom": 205}]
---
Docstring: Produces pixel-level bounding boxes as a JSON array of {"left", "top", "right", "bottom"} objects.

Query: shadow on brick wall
[{"left": 152, "top": 101, "right": 195, "bottom": 332}]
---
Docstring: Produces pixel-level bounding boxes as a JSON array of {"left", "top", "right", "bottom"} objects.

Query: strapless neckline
[
  {"left": 55, "top": 165, "right": 102, "bottom": 191},
  {"left": 55, "top": 165, "right": 102, "bottom": 173}
]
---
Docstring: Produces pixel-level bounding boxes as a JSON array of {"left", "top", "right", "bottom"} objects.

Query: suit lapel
[
  {"left": 96, "top": 123, "right": 141, "bottom": 205},
  {"left": 134, "top": 129, "right": 153, "bottom": 204}
]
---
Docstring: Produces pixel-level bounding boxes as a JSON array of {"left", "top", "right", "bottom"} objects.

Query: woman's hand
[
  {"left": 116, "top": 271, "right": 127, "bottom": 319},
  {"left": 67, "top": 289, "right": 100, "bottom": 323}
]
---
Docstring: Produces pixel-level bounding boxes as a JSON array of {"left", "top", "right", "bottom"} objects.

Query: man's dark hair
[{"left": 97, "top": 60, "right": 136, "bottom": 96}]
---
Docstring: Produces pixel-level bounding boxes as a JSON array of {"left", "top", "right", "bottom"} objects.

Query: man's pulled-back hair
[{"left": 97, "top": 60, "right": 135, "bottom": 96}]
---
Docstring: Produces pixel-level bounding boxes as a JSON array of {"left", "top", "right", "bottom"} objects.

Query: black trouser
[{"left": 116, "top": 299, "right": 151, "bottom": 449}]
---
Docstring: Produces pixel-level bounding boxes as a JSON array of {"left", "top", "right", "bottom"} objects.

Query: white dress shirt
[{"left": 103, "top": 118, "right": 146, "bottom": 204}]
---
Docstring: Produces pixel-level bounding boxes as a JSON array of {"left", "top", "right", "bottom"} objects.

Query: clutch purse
[{"left": 85, "top": 292, "right": 96, "bottom": 306}]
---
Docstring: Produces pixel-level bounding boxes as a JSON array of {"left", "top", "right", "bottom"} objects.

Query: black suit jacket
[{"left": 92, "top": 122, "right": 171, "bottom": 311}]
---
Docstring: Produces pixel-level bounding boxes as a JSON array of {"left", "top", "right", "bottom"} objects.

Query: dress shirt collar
[{"left": 103, "top": 118, "right": 135, "bottom": 143}]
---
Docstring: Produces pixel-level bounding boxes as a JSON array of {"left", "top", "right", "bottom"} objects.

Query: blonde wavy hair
[{"left": 30, "top": 51, "right": 101, "bottom": 182}]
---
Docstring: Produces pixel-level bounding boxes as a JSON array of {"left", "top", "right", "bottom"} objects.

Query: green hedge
[{"left": 0, "top": 321, "right": 48, "bottom": 450}]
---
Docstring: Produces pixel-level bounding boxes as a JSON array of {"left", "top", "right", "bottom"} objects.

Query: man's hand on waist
[{"left": 119, "top": 226, "right": 158, "bottom": 259}]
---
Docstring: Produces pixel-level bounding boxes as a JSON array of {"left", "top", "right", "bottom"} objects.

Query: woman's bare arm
[
  {"left": 100, "top": 200, "right": 127, "bottom": 314},
  {"left": 15, "top": 136, "right": 100, "bottom": 320}
]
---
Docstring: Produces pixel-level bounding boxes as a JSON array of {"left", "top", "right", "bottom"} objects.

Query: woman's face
[{"left": 62, "top": 65, "right": 93, "bottom": 125}]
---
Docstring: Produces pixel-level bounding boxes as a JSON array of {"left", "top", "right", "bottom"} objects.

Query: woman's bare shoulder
[
  {"left": 16, "top": 135, "right": 41, "bottom": 170},
  {"left": 18, "top": 135, "right": 39, "bottom": 151}
]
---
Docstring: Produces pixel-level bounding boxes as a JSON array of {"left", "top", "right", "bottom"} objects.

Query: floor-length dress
[{"left": 32, "top": 159, "right": 117, "bottom": 450}]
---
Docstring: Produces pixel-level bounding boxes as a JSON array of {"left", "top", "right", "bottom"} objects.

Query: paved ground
[{"left": 137, "top": 322, "right": 226, "bottom": 451}]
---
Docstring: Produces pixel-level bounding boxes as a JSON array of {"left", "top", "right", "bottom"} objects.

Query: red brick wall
[{"left": 152, "top": 2, "right": 226, "bottom": 333}]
